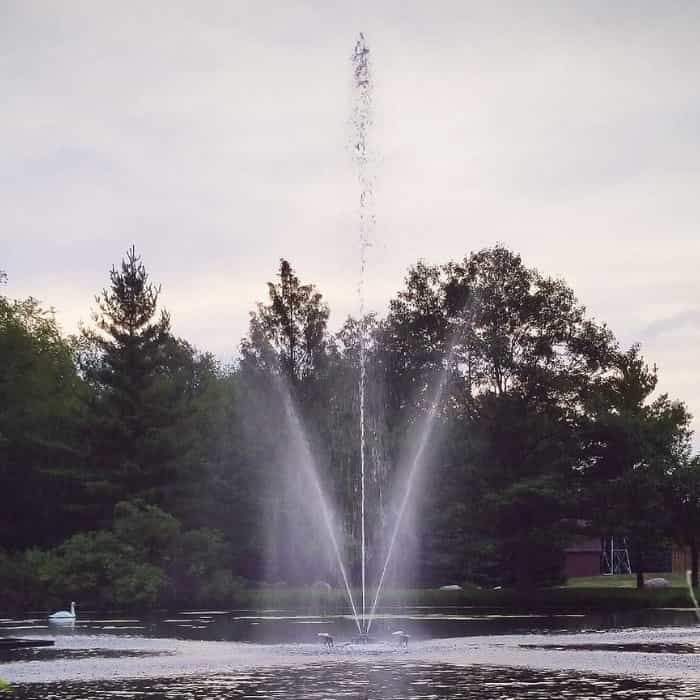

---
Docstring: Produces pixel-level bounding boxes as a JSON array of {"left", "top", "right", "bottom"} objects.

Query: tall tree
[
  {"left": 379, "top": 246, "right": 617, "bottom": 587},
  {"left": 239, "top": 260, "right": 346, "bottom": 584},
  {"left": 82, "top": 246, "right": 202, "bottom": 516},
  {"left": 242, "top": 259, "right": 329, "bottom": 388},
  {"left": 669, "top": 456, "right": 700, "bottom": 587},
  {"left": 582, "top": 345, "right": 693, "bottom": 587},
  {"left": 0, "top": 293, "right": 87, "bottom": 548}
]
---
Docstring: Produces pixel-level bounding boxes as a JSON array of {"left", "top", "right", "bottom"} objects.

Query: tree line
[{"left": 1, "top": 245, "right": 698, "bottom": 610}]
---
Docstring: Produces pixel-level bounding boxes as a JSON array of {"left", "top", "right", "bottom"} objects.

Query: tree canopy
[{"left": 1, "top": 245, "right": 697, "bottom": 609}]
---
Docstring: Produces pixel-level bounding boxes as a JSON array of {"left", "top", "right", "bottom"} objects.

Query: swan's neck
[{"left": 70, "top": 602, "right": 75, "bottom": 616}]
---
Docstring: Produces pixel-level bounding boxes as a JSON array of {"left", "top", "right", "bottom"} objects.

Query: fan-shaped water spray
[
  {"left": 349, "top": 32, "right": 454, "bottom": 635},
  {"left": 367, "top": 348, "right": 456, "bottom": 632},
  {"left": 268, "top": 35, "right": 454, "bottom": 638},
  {"left": 276, "top": 377, "right": 362, "bottom": 634}
]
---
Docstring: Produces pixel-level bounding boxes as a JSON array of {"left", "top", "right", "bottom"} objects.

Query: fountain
[
  {"left": 269, "top": 34, "right": 457, "bottom": 640},
  {"left": 366, "top": 349, "right": 456, "bottom": 633},
  {"left": 277, "top": 375, "right": 362, "bottom": 634},
  {"left": 350, "top": 32, "right": 458, "bottom": 637}
]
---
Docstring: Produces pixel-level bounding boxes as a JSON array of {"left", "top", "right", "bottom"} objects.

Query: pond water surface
[{"left": 2, "top": 607, "right": 700, "bottom": 698}]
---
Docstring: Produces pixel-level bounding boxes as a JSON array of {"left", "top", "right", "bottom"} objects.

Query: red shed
[{"left": 564, "top": 537, "right": 602, "bottom": 578}]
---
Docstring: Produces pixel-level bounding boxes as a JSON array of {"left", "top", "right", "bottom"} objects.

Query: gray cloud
[{"left": 640, "top": 309, "right": 700, "bottom": 340}]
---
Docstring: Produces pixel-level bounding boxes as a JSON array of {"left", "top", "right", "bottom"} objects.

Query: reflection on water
[
  {"left": 11, "top": 662, "right": 700, "bottom": 699},
  {"left": 520, "top": 642, "right": 700, "bottom": 654},
  {"left": 1, "top": 647, "right": 172, "bottom": 662},
  {"left": 3, "top": 607, "right": 699, "bottom": 644},
  {"left": 4, "top": 609, "right": 700, "bottom": 699}
]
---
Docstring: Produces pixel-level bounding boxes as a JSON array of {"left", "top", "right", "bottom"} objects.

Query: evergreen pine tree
[{"left": 83, "top": 246, "right": 191, "bottom": 515}]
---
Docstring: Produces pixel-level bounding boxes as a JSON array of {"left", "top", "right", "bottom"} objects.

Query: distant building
[
  {"left": 564, "top": 534, "right": 676, "bottom": 580},
  {"left": 563, "top": 537, "right": 603, "bottom": 578}
]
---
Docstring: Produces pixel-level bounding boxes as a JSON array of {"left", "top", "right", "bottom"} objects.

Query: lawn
[
  {"left": 240, "top": 576, "right": 698, "bottom": 613},
  {"left": 562, "top": 573, "right": 688, "bottom": 589}
]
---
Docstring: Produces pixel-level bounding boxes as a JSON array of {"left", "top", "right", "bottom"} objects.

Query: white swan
[{"left": 49, "top": 602, "right": 76, "bottom": 621}]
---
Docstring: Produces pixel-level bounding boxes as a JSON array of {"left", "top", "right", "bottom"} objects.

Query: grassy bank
[
  {"left": 4, "top": 576, "right": 696, "bottom": 617},
  {"left": 234, "top": 576, "right": 697, "bottom": 614},
  {"left": 561, "top": 573, "right": 688, "bottom": 588}
]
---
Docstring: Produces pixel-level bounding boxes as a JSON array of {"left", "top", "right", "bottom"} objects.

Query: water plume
[
  {"left": 351, "top": 31, "right": 374, "bottom": 631},
  {"left": 366, "top": 344, "right": 458, "bottom": 633},
  {"left": 276, "top": 376, "right": 362, "bottom": 634}
]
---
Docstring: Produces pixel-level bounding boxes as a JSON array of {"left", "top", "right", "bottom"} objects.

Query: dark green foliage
[
  {"left": 379, "top": 247, "right": 617, "bottom": 588},
  {"left": 81, "top": 245, "right": 178, "bottom": 508},
  {"left": 0, "top": 294, "right": 87, "bottom": 549},
  {"left": 81, "top": 247, "right": 220, "bottom": 522},
  {"left": 237, "top": 259, "right": 343, "bottom": 585},
  {"left": 197, "top": 371, "right": 263, "bottom": 579},
  {"left": 112, "top": 499, "right": 181, "bottom": 563},
  {"left": 0, "top": 246, "right": 696, "bottom": 610},
  {"left": 0, "top": 549, "right": 35, "bottom": 609},
  {"left": 581, "top": 346, "right": 693, "bottom": 587},
  {"left": 111, "top": 562, "right": 167, "bottom": 608},
  {"left": 170, "top": 528, "right": 243, "bottom": 605},
  {"left": 669, "top": 456, "right": 700, "bottom": 586},
  {"left": 31, "top": 500, "right": 176, "bottom": 608},
  {"left": 6, "top": 502, "right": 237, "bottom": 610},
  {"left": 242, "top": 258, "right": 329, "bottom": 386},
  {"left": 29, "top": 530, "right": 141, "bottom": 606}
]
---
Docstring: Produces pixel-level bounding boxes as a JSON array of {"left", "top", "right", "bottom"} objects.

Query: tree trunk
[
  {"left": 514, "top": 547, "right": 535, "bottom": 591},
  {"left": 631, "top": 540, "right": 644, "bottom": 589},
  {"left": 634, "top": 550, "right": 644, "bottom": 589},
  {"left": 691, "top": 541, "right": 699, "bottom": 589}
]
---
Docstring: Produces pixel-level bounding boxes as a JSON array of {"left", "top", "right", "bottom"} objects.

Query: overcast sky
[{"left": 3, "top": 2, "right": 699, "bottom": 442}]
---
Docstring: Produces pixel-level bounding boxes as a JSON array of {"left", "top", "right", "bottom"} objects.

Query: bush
[
  {"left": 198, "top": 569, "right": 246, "bottom": 606},
  {"left": 27, "top": 532, "right": 125, "bottom": 606},
  {"left": 113, "top": 499, "right": 180, "bottom": 564},
  {"left": 0, "top": 549, "right": 36, "bottom": 610},
  {"left": 112, "top": 562, "right": 166, "bottom": 607},
  {"left": 22, "top": 529, "right": 167, "bottom": 609},
  {"left": 169, "top": 528, "right": 235, "bottom": 605},
  {"left": 3, "top": 502, "right": 245, "bottom": 611}
]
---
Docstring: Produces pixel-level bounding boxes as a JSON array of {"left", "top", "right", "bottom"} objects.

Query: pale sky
[{"left": 2, "top": 2, "right": 699, "bottom": 443}]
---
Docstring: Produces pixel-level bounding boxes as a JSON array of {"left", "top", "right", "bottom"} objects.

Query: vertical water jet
[{"left": 351, "top": 32, "right": 373, "bottom": 632}]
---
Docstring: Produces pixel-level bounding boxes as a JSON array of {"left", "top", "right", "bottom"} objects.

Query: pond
[{"left": 2, "top": 607, "right": 700, "bottom": 698}]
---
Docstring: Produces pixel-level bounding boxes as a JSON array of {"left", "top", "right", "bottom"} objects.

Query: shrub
[{"left": 112, "top": 562, "right": 166, "bottom": 607}]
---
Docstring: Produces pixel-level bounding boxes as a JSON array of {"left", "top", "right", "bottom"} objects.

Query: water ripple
[{"left": 11, "top": 662, "right": 700, "bottom": 699}]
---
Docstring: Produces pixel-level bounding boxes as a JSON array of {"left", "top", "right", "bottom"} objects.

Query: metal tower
[{"left": 601, "top": 535, "right": 632, "bottom": 575}]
